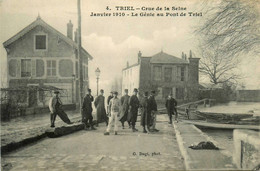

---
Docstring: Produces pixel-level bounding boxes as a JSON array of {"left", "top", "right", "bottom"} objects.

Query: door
[{"left": 28, "top": 90, "right": 37, "bottom": 107}]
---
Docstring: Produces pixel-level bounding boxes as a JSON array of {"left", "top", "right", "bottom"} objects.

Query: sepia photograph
[{"left": 0, "top": 0, "right": 260, "bottom": 170}]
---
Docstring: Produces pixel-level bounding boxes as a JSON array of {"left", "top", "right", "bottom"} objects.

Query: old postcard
[{"left": 1, "top": 0, "right": 260, "bottom": 170}]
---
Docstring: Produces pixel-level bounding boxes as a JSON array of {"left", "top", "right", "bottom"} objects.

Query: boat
[{"left": 182, "top": 120, "right": 260, "bottom": 131}]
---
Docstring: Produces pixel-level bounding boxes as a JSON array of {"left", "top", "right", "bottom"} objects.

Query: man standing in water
[
  {"left": 94, "top": 89, "right": 108, "bottom": 126},
  {"left": 119, "top": 89, "right": 131, "bottom": 129},
  {"left": 82, "top": 89, "right": 96, "bottom": 130},
  {"left": 104, "top": 91, "right": 121, "bottom": 135},
  {"left": 49, "top": 90, "right": 73, "bottom": 127},
  {"left": 129, "top": 88, "right": 140, "bottom": 132}
]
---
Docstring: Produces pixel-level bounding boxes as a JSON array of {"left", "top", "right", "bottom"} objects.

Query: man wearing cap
[
  {"left": 165, "top": 93, "right": 178, "bottom": 124},
  {"left": 119, "top": 89, "right": 131, "bottom": 129},
  {"left": 148, "top": 90, "right": 159, "bottom": 132},
  {"left": 140, "top": 91, "right": 149, "bottom": 133},
  {"left": 129, "top": 88, "right": 140, "bottom": 132},
  {"left": 49, "top": 90, "right": 72, "bottom": 127},
  {"left": 82, "top": 89, "right": 96, "bottom": 130},
  {"left": 94, "top": 89, "right": 108, "bottom": 126},
  {"left": 104, "top": 91, "right": 121, "bottom": 135}
]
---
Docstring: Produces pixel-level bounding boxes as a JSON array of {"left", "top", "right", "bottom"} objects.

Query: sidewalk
[
  {"left": 1, "top": 110, "right": 82, "bottom": 151},
  {"left": 173, "top": 121, "right": 236, "bottom": 170},
  {"left": 1, "top": 115, "right": 185, "bottom": 170}
]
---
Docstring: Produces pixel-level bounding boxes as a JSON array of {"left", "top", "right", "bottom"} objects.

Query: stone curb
[
  {"left": 1, "top": 116, "right": 82, "bottom": 154},
  {"left": 173, "top": 121, "right": 190, "bottom": 170}
]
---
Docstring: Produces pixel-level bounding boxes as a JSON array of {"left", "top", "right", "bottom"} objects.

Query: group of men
[{"left": 48, "top": 88, "right": 178, "bottom": 136}]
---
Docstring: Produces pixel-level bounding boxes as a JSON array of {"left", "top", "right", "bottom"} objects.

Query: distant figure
[
  {"left": 82, "top": 89, "right": 96, "bottom": 130},
  {"left": 165, "top": 93, "right": 178, "bottom": 124},
  {"left": 104, "top": 91, "right": 121, "bottom": 135},
  {"left": 107, "top": 91, "right": 113, "bottom": 114},
  {"left": 148, "top": 90, "right": 159, "bottom": 132},
  {"left": 49, "top": 90, "right": 72, "bottom": 128},
  {"left": 119, "top": 89, "right": 131, "bottom": 129},
  {"left": 94, "top": 89, "right": 108, "bottom": 126},
  {"left": 129, "top": 88, "right": 140, "bottom": 132},
  {"left": 140, "top": 91, "right": 149, "bottom": 133}
]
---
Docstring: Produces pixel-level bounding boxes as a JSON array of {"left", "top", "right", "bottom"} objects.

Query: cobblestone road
[{"left": 1, "top": 115, "right": 184, "bottom": 171}]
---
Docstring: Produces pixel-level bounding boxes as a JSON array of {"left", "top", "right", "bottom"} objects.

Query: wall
[
  {"left": 236, "top": 90, "right": 260, "bottom": 102},
  {"left": 122, "top": 64, "right": 140, "bottom": 95}
]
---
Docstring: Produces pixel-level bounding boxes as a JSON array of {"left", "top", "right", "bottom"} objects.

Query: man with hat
[
  {"left": 82, "top": 89, "right": 96, "bottom": 130},
  {"left": 165, "top": 93, "right": 178, "bottom": 124},
  {"left": 129, "top": 88, "right": 140, "bottom": 132},
  {"left": 148, "top": 90, "right": 159, "bottom": 132},
  {"left": 119, "top": 89, "right": 131, "bottom": 129},
  {"left": 140, "top": 91, "right": 149, "bottom": 133},
  {"left": 104, "top": 91, "right": 121, "bottom": 135},
  {"left": 94, "top": 89, "right": 108, "bottom": 126},
  {"left": 49, "top": 90, "right": 72, "bottom": 127}
]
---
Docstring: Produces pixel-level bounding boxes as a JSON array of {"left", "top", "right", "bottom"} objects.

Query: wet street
[{"left": 1, "top": 115, "right": 184, "bottom": 171}]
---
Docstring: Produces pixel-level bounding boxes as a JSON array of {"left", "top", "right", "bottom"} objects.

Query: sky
[{"left": 0, "top": 0, "right": 259, "bottom": 95}]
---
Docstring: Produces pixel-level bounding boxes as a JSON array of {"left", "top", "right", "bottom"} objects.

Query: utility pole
[{"left": 77, "top": 0, "right": 84, "bottom": 115}]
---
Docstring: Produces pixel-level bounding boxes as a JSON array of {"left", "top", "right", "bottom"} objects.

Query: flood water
[{"left": 197, "top": 102, "right": 260, "bottom": 157}]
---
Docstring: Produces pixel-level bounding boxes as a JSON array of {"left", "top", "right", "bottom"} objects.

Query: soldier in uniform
[
  {"left": 165, "top": 93, "right": 178, "bottom": 124},
  {"left": 82, "top": 89, "right": 96, "bottom": 130},
  {"left": 49, "top": 90, "right": 72, "bottom": 127},
  {"left": 140, "top": 91, "right": 149, "bottom": 133},
  {"left": 119, "top": 89, "right": 131, "bottom": 129},
  {"left": 129, "top": 88, "right": 140, "bottom": 132},
  {"left": 94, "top": 89, "right": 108, "bottom": 126},
  {"left": 148, "top": 90, "right": 159, "bottom": 132}
]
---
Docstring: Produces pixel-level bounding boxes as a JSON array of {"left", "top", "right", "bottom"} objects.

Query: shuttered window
[
  {"left": 154, "top": 66, "right": 162, "bottom": 81},
  {"left": 164, "top": 68, "right": 172, "bottom": 82}
]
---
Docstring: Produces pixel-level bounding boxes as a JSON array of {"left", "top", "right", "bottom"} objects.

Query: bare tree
[{"left": 196, "top": 0, "right": 260, "bottom": 84}]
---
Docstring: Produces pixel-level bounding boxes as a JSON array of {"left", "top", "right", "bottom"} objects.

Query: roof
[
  {"left": 3, "top": 16, "right": 93, "bottom": 60},
  {"left": 150, "top": 51, "right": 188, "bottom": 64},
  {"left": 122, "top": 63, "right": 140, "bottom": 71},
  {"left": 199, "top": 83, "right": 223, "bottom": 89},
  {"left": 0, "top": 85, "right": 63, "bottom": 91}
]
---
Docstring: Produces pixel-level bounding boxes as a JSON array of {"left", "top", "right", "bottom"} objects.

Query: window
[
  {"left": 164, "top": 68, "right": 172, "bottom": 82},
  {"left": 35, "top": 35, "right": 47, "bottom": 50},
  {"left": 47, "top": 60, "right": 56, "bottom": 76},
  {"left": 176, "top": 88, "right": 184, "bottom": 99},
  {"left": 163, "top": 87, "right": 172, "bottom": 98},
  {"left": 21, "top": 59, "right": 31, "bottom": 77},
  {"left": 154, "top": 66, "right": 162, "bottom": 81},
  {"left": 181, "top": 67, "right": 185, "bottom": 81}
]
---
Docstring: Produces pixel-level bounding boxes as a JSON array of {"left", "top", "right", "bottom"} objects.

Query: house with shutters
[
  {"left": 122, "top": 51, "right": 200, "bottom": 102},
  {"left": 3, "top": 16, "right": 92, "bottom": 107}
]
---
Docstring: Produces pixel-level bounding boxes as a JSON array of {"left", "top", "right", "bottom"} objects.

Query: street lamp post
[{"left": 95, "top": 68, "right": 101, "bottom": 96}]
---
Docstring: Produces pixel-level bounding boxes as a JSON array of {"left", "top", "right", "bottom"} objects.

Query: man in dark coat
[
  {"left": 94, "top": 89, "right": 108, "bottom": 126},
  {"left": 82, "top": 89, "right": 96, "bottom": 130},
  {"left": 129, "top": 88, "right": 139, "bottom": 132},
  {"left": 148, "top": 90, "right": 159, "bottom": 132},
  {"left": 165, "top": 93, "right": 178, "bottom": 124},
  {"left": 119, "top": 89, "right": 131, "bottom": 129},
  {"left": 140, "top": 91, "right": 149, "bottom": 133}
]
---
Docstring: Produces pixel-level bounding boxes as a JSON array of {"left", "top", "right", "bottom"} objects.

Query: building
[
  {"left": 122, "top": 51, "right": 200, "bottom": 102},
  {"left": 3, "top": 16, "right": 93, "bottom": 107}
]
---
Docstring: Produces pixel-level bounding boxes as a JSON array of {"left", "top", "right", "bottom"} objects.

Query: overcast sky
[{"left": 0, "top": 0, "right": 259, "bottom": 94}]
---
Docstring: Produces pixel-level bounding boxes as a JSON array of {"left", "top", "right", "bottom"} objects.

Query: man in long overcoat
[
  {"left": 82, "top": 89, "right": 96, "bottom": 130},
  {"left": 119, "top": 89, "right": 131, "bottom": 129},
  {"left": 147, "top": 90, "right": 159, "bottom": 132},
  {"left": 165, "top": 93, "right": 178, "bottom": 124},
  {"left": 94, "top": 89, "right": 108, "bottom": 126},
  {"left": 140, "top": 91, "right": 149, "bottom": 133},
  {"left": 129, "top": 88, "right": 139, "bottom": 132}
]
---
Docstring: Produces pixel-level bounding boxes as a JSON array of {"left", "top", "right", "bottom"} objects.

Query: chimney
[
  {"left": 74, "top": 28, "right": 78, "bottom": 43},
  {"left": 138, "top": 51, "right": 142, "bottom": 63},
  {"left": 67, "top": 20, "right": 73, "bottom": 40},
  {"left": 182, "top": 52, "right": 185, "bottom": 60},
  {"left": 184, "top": 54, "right": 187, "bottom": 60},
  {"left": 189, "top": 50, "right": 192, "bottom": 58}
]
